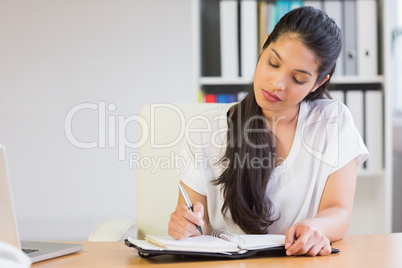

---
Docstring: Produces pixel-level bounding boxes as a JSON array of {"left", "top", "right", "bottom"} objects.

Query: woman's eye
[
  {"left": 268, "top": 60, "right": 279, "bottom": 68},
  {"left": 293, "top": 77, "right": 306, "bottom": 85}
]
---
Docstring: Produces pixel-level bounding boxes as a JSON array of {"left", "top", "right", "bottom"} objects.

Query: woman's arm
[
  {"left": 168, "top": 181, "right": 209, "bottom": 239},
  {"left": 285, "top": 158, "right": 357, "bottom": 256}
]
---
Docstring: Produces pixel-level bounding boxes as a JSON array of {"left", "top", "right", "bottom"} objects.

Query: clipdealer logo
[{"left": 64, "top": 101, "right": 341, "bottom": 171}]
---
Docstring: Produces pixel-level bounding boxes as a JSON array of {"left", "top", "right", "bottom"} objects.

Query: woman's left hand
[{"left": 285, "top": 219, "right": 332, "bottom": 256}]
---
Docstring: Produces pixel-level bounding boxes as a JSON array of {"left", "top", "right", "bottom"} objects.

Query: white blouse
[{"left": 178, "top": 99, "right": 369, "bottom": 235}]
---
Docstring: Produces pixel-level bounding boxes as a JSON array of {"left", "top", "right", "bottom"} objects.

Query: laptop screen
[{"left": 0, "top": 144, "right": 22, "bottom": 249}]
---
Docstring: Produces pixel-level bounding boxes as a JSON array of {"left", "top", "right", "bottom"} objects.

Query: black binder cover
[{"left": 124, "top": 239, "right": 339, "bottom": 259}]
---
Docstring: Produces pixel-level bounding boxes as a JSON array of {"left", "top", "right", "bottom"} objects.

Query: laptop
[{"left": 0, "top": 144, "right": 82, "bottom": 263}]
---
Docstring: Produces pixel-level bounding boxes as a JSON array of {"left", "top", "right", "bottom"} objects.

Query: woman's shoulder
[{"left": 303, "top": 98, "right": 351, "bottom": 120}]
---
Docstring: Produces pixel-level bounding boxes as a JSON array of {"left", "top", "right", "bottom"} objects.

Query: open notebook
[
  {"left": 125, "top": 229, "right": 340, "bottom": 259},
  {"left": 126, "top": 229, "right": 287, "bottom": 258}
]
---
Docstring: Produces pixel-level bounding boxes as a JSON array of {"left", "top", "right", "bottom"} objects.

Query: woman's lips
[{"left": 262, "top": 89, "right": 282, "bottom": 102}]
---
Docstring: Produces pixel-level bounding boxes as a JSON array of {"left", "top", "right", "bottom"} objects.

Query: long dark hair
[{"left": 214, "top": 7, "right": 342, "bottom": 234}]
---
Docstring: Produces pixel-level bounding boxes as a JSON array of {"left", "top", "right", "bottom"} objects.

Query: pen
[{"left": 178, "top": 183, "right": 204, "bottom": 236}]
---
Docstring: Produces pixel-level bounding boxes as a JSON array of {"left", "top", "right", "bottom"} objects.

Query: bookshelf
[
  {"left": 191, "top": 0, "right": 393, "bottom": 235},
  {"left": 200, "top": 75, "right": 385, "bottom": 85}
]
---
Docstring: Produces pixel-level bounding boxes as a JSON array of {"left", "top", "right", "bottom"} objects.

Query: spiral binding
[{"left": 211, "top": 229, "right": 246, "bottom": 249}]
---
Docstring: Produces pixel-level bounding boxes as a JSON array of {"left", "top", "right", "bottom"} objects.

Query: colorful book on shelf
[
  {"left": 270, "top": 1, "right": 301, "bottom": 33},
  {"left": 205, "top": 94, "right": 217, "bottom": 103},
  {"left": 217, "top": 94, "right": 228, "bottom": 103},
  {"left": 289, "top": 1, "right": 303, "bottom": 10},
  {"left": 217, "top": 94, "right": 237, "bottom": 103},
  {"left": 204, "top": 94, "right": 237, "bottom": 103},
  {"left": 227, "top": 94, "right": 237, "bottom": 103},
  {"left": 198, "top": 89, "right": 204, "bottom": 103},
  {"left": 274, "top": 1, "right": 290, "bottom": 26}
]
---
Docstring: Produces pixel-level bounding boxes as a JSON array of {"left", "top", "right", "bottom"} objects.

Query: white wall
[{"left": 0, "top": 0, "right": 193, "bottom": 240}]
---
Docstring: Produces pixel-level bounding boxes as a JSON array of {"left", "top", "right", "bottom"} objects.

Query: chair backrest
[{"left": 136, "top": 103, "right": 225, "bottom": 238}]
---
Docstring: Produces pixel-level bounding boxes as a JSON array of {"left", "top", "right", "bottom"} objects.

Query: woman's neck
[{"left": 263, "top": 103, "right": 300, "bottom": 129}]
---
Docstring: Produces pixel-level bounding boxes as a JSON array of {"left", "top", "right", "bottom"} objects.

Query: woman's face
[{"left": 253, "top": 33, "right": 325, "bottom": 118}]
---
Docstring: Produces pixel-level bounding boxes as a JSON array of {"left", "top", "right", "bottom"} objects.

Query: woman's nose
[{"left": 271, "top": 73, "right": 286, "bottom": 91}]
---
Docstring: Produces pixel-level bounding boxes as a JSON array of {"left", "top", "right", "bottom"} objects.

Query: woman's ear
[
  {"left": 312, "top": 75, "right": 330, "bottom": 92},
  {"left": 263, "top": 34, "right": 269, "bottom": 47}
]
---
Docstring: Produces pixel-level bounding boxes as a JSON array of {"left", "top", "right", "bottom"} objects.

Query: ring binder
[{"left": 211, "top": 229, "right": 246, "bottom": 248}]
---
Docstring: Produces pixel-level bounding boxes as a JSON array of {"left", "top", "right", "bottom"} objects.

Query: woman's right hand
[{"left": 168, "top": 202, "right": 205, "bottom": 240}]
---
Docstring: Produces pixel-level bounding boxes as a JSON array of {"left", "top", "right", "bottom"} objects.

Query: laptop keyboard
[{"left": 22, "top": 248, "right": 39, "bottom": 254}]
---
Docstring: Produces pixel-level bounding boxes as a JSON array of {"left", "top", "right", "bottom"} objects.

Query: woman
[{"left": 168, "top": 6, "right": 368, "bottom": 257}]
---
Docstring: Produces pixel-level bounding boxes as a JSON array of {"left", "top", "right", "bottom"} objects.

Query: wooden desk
[{"left": 32, "top": 233, "right": 402, "bottom": 268}]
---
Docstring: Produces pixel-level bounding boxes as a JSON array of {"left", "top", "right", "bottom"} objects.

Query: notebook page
[
  {"left": 145, "top": 235, "right": 240, "bottom": 253},
  {"left": 239, "top": 234, "right": 285, "bottom": 250}
]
